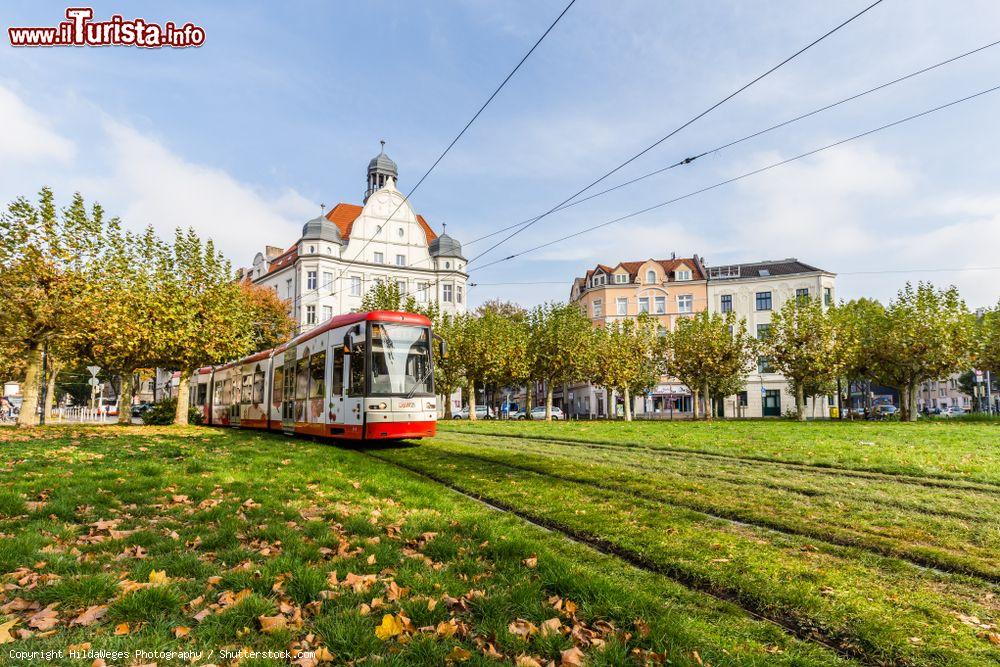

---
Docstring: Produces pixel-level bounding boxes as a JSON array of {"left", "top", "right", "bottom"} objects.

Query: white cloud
[
  {"left": 0, "top": 85, "right": 75, "bottom": 163},
  {"left": 0, "top": 83, "right": 315, "bottom": 266}
]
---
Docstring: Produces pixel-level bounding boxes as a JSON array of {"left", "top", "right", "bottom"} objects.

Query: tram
[{"left": 187, "top": 311, "right": 441, "bottom": 441}]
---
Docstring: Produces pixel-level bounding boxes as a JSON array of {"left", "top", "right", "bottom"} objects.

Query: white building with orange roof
[{"left": 248, "top": 144, "right": 468, "bottom": 331}]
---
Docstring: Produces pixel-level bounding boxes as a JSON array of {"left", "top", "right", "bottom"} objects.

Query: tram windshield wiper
[{"left": 405, "top": 366, "right": 434, "bottom": 399}]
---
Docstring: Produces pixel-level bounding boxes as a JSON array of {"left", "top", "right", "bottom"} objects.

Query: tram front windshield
[{"left": 369, "top": 323, "right": 433, "bottom": 396}]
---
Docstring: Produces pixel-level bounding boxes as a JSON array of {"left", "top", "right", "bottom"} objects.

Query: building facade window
[
  {"left": 373, "top": 251, "right": 384, "bottom": 264},
  {"left": 350, "top": 276, "right": 362, "bottom": 296},
  {"left": 323, "top": 272, "right": 333, "bottom": 291},
  {"left": 675, "top": 269, "right": 691, "bottom": 281},
  {"left": 720, "top": 294, "right": 732, "bottom": 313},
  {"left": 593, "top": 299, "right": 603, "bottom": 318},
  {"left": 396, "top": 279, "right": 406, "bottom": 294},
  {"left": 616, "top": 297, "right": 627, "bottom": 316},
  {"left": 286, "top": 279, "right": 293, "bottom": 298},
  {"left": 592, "top": 274, "right": 606, "bottom": 287},
  {"left": 456, "top": 285, "right": 463, "bottom": 304},
  {"left": 614, "top": 274, "right": 626, "bottom": 284},
  {"left": 654, "top": 296, "right": 665, "bottom": 314},
  {"left": 757, "top": 356, "right": 773, "bottom": 373},
  {"left": 307, "top": 270, "right": 317, "bottom": 290},
  {"left": 756, "top": 291, "right": 772, "bottom": 311},
  {"left": 638, "top": 297, "right": 649, "bottom": 313},
  {"left": 824, "top": 287, "right": 833, "bottom": 305},
  {"left": 677, "top": 294, "right": 693, "bottom": 313},
  {"left": 322, "top": 305, "right": 333, "bottom": 321},
  {"left": 396, "top": 254, "right": 406, "bottom": 267},
  {"left": 646, "top": 270, "right": 656, "bottom": 284},
  {"left": 306, "top": 305, "right": 316, "bottom": 325},
  {"left": 796, "top": 288, "right": 809, "bottom": 300},
  {"left": 756, "top": 323, "right": 771, "bottom": 340},
  {"left": 417, "top": 282, "right": 428, "bottom": 302},
  {"left": 443, "top": 284, "right": 453, "bottom": 302}
]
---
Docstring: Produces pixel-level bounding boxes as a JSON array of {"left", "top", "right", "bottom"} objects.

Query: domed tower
[{"left": 365, "top": 140, "right": 398, "bottom": 203}]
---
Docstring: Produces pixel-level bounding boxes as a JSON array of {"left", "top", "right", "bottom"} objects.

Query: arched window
[{"left": 646, "top": 270, "right": 656, "bottom": 284}]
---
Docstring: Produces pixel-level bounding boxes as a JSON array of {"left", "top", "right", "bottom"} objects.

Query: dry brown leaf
[
  {"left": 71, "top": 605, "right": 108, "bottom": 626},
  {"left": 508, "top": 619, "right": 537, "bottom": 638},
  {"left": 28, "top": 603, "right": 59, "bottom": 630},
  {"left": 447, "top": 646, "right": 472, "bottom": 662},
  {"left": 515, "top": 656, "right": 542, "bottom": 667},
  {"left": 540, "top": 617, "right": 562, "bottom": 637},
  {"left": 259, "top": 614, "right": 287, "bottom": 633},
  {"left": 0, "top": 618, "right": 18, "bottom": 644},
  {"left": 561, "top": 647, "right": 585, "bottom": 667},
  {"left": 174, "top": 625, "right": 191, "bottom": 638},
  {"left": 522, "top": 556, "right": 537, "bottom": 568},
  {"left": 114, "top": 622, "right": 131, "bottom": 635}
]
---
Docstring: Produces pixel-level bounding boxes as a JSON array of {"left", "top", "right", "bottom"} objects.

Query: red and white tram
[{"left": 188, "top": 311, "right": 441, "bottom": 441}]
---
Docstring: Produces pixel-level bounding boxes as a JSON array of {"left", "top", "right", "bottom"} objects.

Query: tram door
[
  {"left": 230, "top": 371, "right": 241, "bottom": 427},
  {"left": 329, "top": 347, "right": 346, "bottom": 425},
  {"left": 345, "top": 335, "right": 364, "bottom": 430},
  {"left": 281, "top": 348, "right": 296, "bottom": 433}
]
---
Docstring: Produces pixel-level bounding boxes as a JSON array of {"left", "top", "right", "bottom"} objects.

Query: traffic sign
[
  {"left": 88, "top": 377, "right": 100, "bottom": 387},
  {"left": 87, "top": 365, "right": 100, "bottom": 377}
]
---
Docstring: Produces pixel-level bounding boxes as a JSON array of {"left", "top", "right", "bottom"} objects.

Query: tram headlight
[{"left": 368, "top": 402, "right": 388, "bottom": 411}]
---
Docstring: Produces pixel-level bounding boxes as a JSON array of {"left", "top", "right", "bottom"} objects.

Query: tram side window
[
  {"left": 296, "top": 357, "right": 309, "bottom": 400},
  {"left": 253, "top": 371, "right": 265, "bottom": 403},
  {"left": 220, "top": 379, "right": 230, "bottom": 406},
  {"left": 309, "top": 352, "right": 326, "bottom": 399},
  {"left": 273, "top": 367, "right": 284, "bottom": 406},
  {"left": 242, "top": 374, "right": 253, "bottom": 404},
  {"left": 349, "top": 343, "right": 365, "bottom": 396},
  {"left": 331, "top": 348, "right": 344, "bottom": 396},
  {"left": 214, "top": 380, "right": 223, "bottom": 406},
  {"left": 196, "top": 383, "right": 208, "bottom": 406}
]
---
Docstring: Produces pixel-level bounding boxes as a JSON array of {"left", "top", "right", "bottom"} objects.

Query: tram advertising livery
[{"left": 187, "top": 311, "right": 442, "bottom": 441}]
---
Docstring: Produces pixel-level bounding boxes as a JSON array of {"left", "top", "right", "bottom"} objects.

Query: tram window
[
  {"left": 309, "top": 352, "right": 326, "bottom": 399},
  {"left": 296, "top": 357, "right": 309, "bottom": 400},
  {"left": 273, "top": 367, "right": 284, "bottom": 406},
  {"left": 214, "top": 380, "right": 223, "bottom": 406},
  {"left": 242, "top": 374, "right": 253, "bottom": 404},
  {"left": 220, "top": 379, "right": 229, "bottom": 406},
  {"left": 370, "top": 324, "right": 432, "bottom": 395},
  {"left": 196, "top": 383, "right": 208, "bottom": 406},
  {"left": 253, "top": 371, "right": 265, "bottom": 403},
  {"left": 331, "top": 348, "right": 344, "bottom": 395},
  {"left": 349, "top": 342, "right": 365, "bottom": 396}
]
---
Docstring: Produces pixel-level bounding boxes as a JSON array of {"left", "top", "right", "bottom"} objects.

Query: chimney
[
  {"left": 671, "top": 251, "right": 676, "bottom": 260},
  {"left": 265, "top": 245, "right": 284, "bottom": 259}
]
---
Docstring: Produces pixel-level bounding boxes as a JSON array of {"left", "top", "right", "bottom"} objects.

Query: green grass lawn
[{"left": 0, "top": 425, "right": 851, "bottom": 667}]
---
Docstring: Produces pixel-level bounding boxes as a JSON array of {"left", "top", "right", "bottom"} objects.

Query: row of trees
[
  {"left": 0, "top": 188, "right": 295, "bottom": 427},
  {"left": 365, "top": 280, "right": 1000, "bottom": 422}
]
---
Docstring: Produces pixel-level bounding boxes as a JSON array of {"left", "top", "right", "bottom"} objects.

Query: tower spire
[{"left": 365, "top": 139, "right": 399, "bottom": 203}]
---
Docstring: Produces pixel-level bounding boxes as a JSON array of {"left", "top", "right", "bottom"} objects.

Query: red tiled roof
[
  {"left": 324, "top": 203, "right": 438, "bottom": 243},
  {"left": 266, "top": 244, "right": 298, "bottom": 275},
  {"left": 579, "top": 258, "right": 705, "bottom": 284}
]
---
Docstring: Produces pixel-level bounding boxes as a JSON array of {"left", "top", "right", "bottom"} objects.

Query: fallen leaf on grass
[
  {"left": 173, "top": 626, "right": 190, "bottom": 638},
  {"left": 515, "top": 656, "right": 542, "bottom": 667},
  {"left": 984, "top": 632, "right": 1000, "bottom": 645},
  {"left": 71, "top": 605, "right": 108, "bottom": 626},
  {"left": 375, "top": 614, "right": 404, "bottom": 640},
  {"left": 28, "top": 604, "right": 59, "bottom": 630},
  {"left": 148, "top": 569, "right": 169, "bottom": 585},
  {"left": 343, "top": 572, "right": 377, "bottom": 593},
  {"left": 508, "top": 619, "right": 537, "bottom": 638},
  {"left": 0, "top": 618, "right": 18, "bottom": 644},
  {"left": 561, "top": 647, "right": 585, "bottom": 666},
  {"left": 540, "top": 617, "right": 562, "bottom": 637},
  {"left": 259, "top": 614, "right": 287, "bottom": 633},
  {"left": 522, "top": 556, "right": 537, "bottom": 568},
  {"left": 114, "top": 622, "right": 131, "bottom": 635},
  {"left": 447, "top": 646, "right": 472, "bottom": 662},
  {"left": 435, "top": 620, "right": 458, "bottom": 639}
]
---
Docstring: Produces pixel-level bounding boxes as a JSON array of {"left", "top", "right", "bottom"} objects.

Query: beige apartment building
[
  {"left": 562, "top": 255, "right": 837, "bottom": 419},
  {"left": 563, "top": 255, "right": 708, "bottom": 417}
]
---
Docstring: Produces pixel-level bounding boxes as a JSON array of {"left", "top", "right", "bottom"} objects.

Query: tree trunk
[
  {"left": 703, "top": 381, "right": 712, "bottom": 421},
  {"left": 623, "top": 386, "right": 632, "bottom": 422},
  {"left": 442, "top": 388, "right": 453, "bottom": 419},
  {"left": 45, "top": 359, "right": 62, "bottom": 421},
  {"left": 117, "top": 372, "right": 135, "bottom": 425},
  {"left": 908, "top": 383, "right": 919, "bottom": 422},
  {"left": 17, "top": 343, "right": 44, "bottom": 427},
  {"left": 691, "top": 388, "right": 700, "bottom": 420},
  {"left": 545, "top": 383, "right": 553, "bottom": 421},
  {"left": 795, "top": 383, "right": 806, "bottom": 421},
  {"left": 468, "top": 380, "right": 477, "bottom": 421},
  {"left": 174, "top": 373, "right": 191, "bottom": 425}
]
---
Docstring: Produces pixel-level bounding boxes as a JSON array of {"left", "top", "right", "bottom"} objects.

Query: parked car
[
  {"left": 131, "top": 402, "right": 153, "bottom": 418},
  {"left": 452, "top": 405, "right": 495, "bottom": 420},
  {"left": 872, "top": 404, "right": 897, "bottom": 419},
  {"left": 938, "top": 405, "right": 966, "bottom": 418},
  {"left": 528, "top": 406, "right": 564, "bottom": 420}
]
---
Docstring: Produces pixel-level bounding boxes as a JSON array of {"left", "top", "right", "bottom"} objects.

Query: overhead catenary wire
[
  {"left": 467, "top": 83, "right": 1000, "bottom": 273},
  {"left": 303, "top": 0, "right": 578, "bottom": 308},
  {"left": 467, "top": 0, "right": 887, "bottom": 267}
]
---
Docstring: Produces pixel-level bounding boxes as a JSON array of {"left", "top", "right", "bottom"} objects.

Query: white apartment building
[
  {"left": 917, "top": 374, "right": 972, "bottom": 412},
  {"left": 705, "top": 258, "right": 837, "bottom": 418},
  {"left": 248, "top": 145, "right": 467, "bottom": 331}
]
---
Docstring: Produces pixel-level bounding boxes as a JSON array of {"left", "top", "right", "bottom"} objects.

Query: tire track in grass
[
  {"left": 423, "top": 441, "right": 1000, "bottom": 585},
  {"left": 456, "top": 430, "right": 1000, "bottom": 496},
  {"left": 362, "top": 449, "right": 868, "bottom": 666},
  {"left": 444, "top": 434, "right": 1000, "bottom": 525}
]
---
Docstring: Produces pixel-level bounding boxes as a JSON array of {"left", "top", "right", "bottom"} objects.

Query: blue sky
[{"left": 2, "top": 0, "right": 1000, "bottom": 308}]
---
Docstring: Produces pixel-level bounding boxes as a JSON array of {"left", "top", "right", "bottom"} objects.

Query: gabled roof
[
  {"left": 579, "top": 257, "right": 705, "bottom": 284},
  {"left": 324, "top": 203, "right": 438, "bottom": 244}
]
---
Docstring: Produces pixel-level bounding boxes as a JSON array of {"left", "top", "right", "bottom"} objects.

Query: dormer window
[
  {"left": 675, "top": 269, "right": 692, "bottom": 281},
  {"left": 592, "top": 274, "right": 606, "bottom": 287},
  {"left": 646, "top": 270, "right": 656, "bottom": 284},
  {"left": 614, "top": 274, "right": 627, "bottom": 284}
]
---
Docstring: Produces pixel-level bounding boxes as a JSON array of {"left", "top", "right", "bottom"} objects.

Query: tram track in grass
[
  {"left": 368, "top": 442, "right": 1000, "bottom": 667},
  {"left": 449, "top": 429, "right": 1000, "bottom": 497},
  {"left": 361, "top": 448, "right": 870, "bottom": 667},
  {"left": 415, "top": 439, "right": 1000, "bottom": 585},
  {"left": 437, "top": 433, "right": 1000, "bottom": 525}
]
